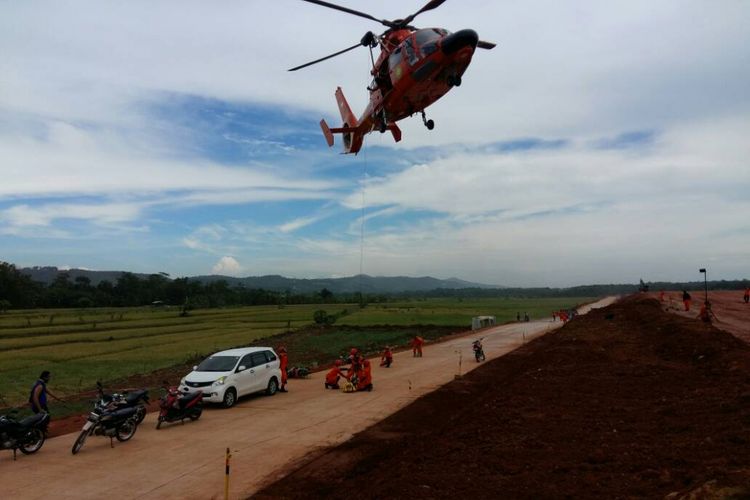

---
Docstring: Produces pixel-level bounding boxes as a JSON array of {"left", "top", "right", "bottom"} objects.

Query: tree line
[
  {"left": 0, "top": 262, "right": 375, "bottom": 310},
  {"left": 1, "top": 262, "right": 747, "bottom": 311}
]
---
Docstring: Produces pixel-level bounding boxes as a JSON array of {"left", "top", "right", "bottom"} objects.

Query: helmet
[
  {"left": 334, "top": 359, "right": 343, "bottom": 366},
  {"left": 278, "top": 346, "right": 287, "bottom": 353},
  {"left": 350, "top": 348, "right": 358, "bottom": 356}
]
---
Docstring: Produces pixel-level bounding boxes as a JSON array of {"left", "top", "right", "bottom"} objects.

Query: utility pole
[{"left": 699, "top": 268, "right": 708, "bottom": 303}]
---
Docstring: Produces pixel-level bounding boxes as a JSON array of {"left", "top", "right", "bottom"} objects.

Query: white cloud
[{"left": 211, "top": 256, "right": 242, "bottom": 276}]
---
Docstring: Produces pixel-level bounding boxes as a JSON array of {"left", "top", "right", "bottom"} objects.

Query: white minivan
[{"left": 179, "top": 347, "right": 282, "bottom": 408}]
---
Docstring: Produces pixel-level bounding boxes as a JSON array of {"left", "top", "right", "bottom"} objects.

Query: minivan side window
[
  {"left": 238, "top": 354, "right": 254, "bottom": 371},
  {"left": 250, "top": 352, "right": 267, "bottom": 367},
  {"left": 264, "top": 351, "right": 277, "bottom": 362}
]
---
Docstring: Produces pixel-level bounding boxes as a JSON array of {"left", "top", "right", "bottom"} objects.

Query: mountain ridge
[{"left": 18, "top": 267, "right": 501, "bottom": 294}]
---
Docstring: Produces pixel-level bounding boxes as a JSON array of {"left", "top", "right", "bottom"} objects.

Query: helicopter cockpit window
[
  {"left": 404, "top": 37, "right": 418, "bottom": 66},
  {"left": 416, "top": 29, "right": 442, "bottom": 58}
]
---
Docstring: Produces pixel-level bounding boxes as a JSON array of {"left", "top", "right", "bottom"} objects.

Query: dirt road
[
  {"left": 654, "top": 290, "right": 750, "bottom": 343},
  {"left": 0, "top": 298, "right": 616, "bottom": 499}
]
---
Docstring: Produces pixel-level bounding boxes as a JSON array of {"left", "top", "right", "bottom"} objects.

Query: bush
[{"left": 313, "top": 309, "right": 328, "bottom": 325}]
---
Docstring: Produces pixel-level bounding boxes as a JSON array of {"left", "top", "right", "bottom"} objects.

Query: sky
[{"left": 1, "top": 0, "right": 749, "bottom": 287}]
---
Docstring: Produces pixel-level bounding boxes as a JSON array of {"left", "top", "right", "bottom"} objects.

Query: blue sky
[{"left": 1, "top": 0, "right": 749, "bottom": 287}]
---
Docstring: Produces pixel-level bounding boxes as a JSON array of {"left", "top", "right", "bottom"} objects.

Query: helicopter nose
[{"left": 442, "top": 29, "right": 479, "bottom": 54}]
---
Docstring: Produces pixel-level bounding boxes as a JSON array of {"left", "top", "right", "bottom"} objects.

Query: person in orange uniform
[
  {"left": 356, "top": 359, "right": 373, "bottom": 391},
  {"left": 324, "top": 359, "right": 347, "bottom": 389},
  {"left": 380, "top": 346, "right": 393, "bottom": 367},
  {"left": 278, "top": 346, "right": 288, "bottom": 392},
  {"left": 682, "top": 290, "right": 692, "bottom": 311},
  {"left": 697, "top": 301, "right": 718, "bottom": 323},
  {"left": 411, "top": 336, "right": 424, "bottom": 357}
]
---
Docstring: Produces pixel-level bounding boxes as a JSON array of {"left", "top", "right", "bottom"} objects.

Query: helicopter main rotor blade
[
  {"left": 399, "top": 0, "right": 447, "bottom": 27},
  {"left": 288, "top": 42, "right": 362, "bottom": 71},
  {"left": 299, "top": 0, "right": 394, "bottom": 28},
  {"left": 477, "top": 40, "right": 496, "bottom": 50}
]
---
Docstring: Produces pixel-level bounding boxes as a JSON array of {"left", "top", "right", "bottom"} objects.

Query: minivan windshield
[{"left": 196, "top": 356, "right": 239, "bottom": 372}]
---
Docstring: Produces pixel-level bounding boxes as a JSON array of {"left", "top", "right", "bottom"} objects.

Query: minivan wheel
[
  {"left": 266, "top": 377, "right": 278, "bottom": 396},
  {"left": 222, "top": 388, "right": 237, "bottom": 408}
]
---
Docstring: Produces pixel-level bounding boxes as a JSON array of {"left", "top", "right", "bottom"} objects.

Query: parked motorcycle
[
  {"left": 156, "top": 386, "right": 202, "bottom": 429},
  {"left": 0, "top": 410, "right": 49, "bottom": 460},
  {"left": 286, "top": 366, "right": 310, "bottom": 378},
  {"left": 472, "top": 339, "right": 486, "bottom": 362},
  {"left": 71, "top": 395, "right": 139, "bottom": 455},
  {"left": 95, "top": 382, "right": 149, "bottom": 424}
]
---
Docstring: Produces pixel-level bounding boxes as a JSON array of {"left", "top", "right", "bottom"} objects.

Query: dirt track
[
  {"left": 255, "top": 294, "right": 750, "bottom": 499},
  {"left": 655, "top": 290, "right": 750, "bottom": 343},
  {"left": 0, "top": 298, "right": 616, "bottom": 499}
]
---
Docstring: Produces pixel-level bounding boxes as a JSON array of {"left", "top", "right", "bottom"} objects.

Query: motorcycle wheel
[
  {"left": 19, "top": 428, "right": 45, "bottom": 454},
  {"left": 71, "top": 429, "right": 89, "bottom": 455},
  {"left": 115, "top": 418, "right": 138, "bottom": 442},
  {"left": 189, "top": 408, "right": 202, "bottom": 421}
]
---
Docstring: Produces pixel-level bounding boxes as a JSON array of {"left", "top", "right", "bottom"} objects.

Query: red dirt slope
[{"left": 253, "top": 296, "right": 750, "bottom": 499}]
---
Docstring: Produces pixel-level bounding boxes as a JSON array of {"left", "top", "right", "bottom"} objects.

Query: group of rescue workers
[
  {"left": 656, "top": 288, "right": 750, "bottom": 324},
  {"left": 321, "top": 335, "right": 425, "bottom": 393}
]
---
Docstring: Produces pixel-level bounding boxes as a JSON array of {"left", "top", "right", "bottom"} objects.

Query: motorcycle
[
  {"left": 95, "top": 382, "right": 149, "bottom": 424},
  {"left": 286, "top": 366, "right": 310, "bottom": 378},
  {"left": 71, "top": 394, "right": 139, "bottom": 455},
  {"left": 156, "top": 386, "right": 203, "bottom": 429},
  {"left": 472, "top": 339, "right": 486, "bottom": 362},
  {"left": 0, "top": 409, "right": 49, "bottom": 460}
]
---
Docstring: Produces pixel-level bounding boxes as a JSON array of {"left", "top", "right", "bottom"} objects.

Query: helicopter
[{"left": 290, "top": 0, "right": 495, "bottom": 154}]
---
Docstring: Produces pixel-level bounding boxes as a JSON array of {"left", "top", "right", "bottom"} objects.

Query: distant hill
[
  {"left": 19, "top": 267, "right": 154, "bottom": 286},
  {"left": 19, "top": 267, "right": 500, "bottom": 294},
  {"left": 188, "top": 274, "right": 500, "bottom": 294}
]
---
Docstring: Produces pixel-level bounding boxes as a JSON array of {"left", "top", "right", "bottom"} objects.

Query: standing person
[
  {"left": 524, "top": 312, "right": 530, "bottom": 322},
  {"left": 380, "top": 346, "right": 393, "bottom": 367},
  {"left": 278, "top": 346, "right": 289, "bottom": 392},
  {"left": 29, "top": 370, "right": 58, "bottom": 414},
  {"left": 516, "top": 312, "right": 521, "bottom": 322},
  {"left": 682, "top": 290, "right": 692, "bottom": 312},
  {"left": 744, "top": 288, "right": 749, "bottom": 304},
  {"left": 411, "top": 336, "right": 424, "bottom": 357},
  {"left": 659, "top": 290, "right": 665, "bottom": 303}
]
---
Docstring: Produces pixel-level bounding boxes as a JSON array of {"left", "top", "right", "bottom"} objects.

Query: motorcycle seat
[
  {"left": 19, "top": 412, "right": 48, "bottom": 428},
  {"left": 124, "top": 389, "right": 148, "bottom": 405}
]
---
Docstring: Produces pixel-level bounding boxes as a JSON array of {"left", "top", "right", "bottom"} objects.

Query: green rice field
[{"left": 0, "top": 297, "right": 592, "bottom": 405}]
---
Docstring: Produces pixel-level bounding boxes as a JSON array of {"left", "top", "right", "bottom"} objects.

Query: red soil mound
[{"left": 253, "top": 296, "right": 750, "bottom": 499}]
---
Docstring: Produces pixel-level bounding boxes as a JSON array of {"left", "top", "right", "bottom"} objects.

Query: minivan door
[
  {"left": 234, "top": 354, "right": 255, "bottom": 396},
  {"left": 248, "top": 352, "right": 269, "bottom": 393}
]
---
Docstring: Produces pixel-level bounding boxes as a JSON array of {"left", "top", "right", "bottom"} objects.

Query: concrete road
[{"left": 0, "top": 297, "right": 617, "bottom": 499}]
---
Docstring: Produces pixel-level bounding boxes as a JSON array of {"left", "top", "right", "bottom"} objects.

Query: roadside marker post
[
  {"left": 455, "top": 350, "right": 463, "bottom": 379},
  {"left": 224, "top": 447, "right": 231, "bottom": 500}
]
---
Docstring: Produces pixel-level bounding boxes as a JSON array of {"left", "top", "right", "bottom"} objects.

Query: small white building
[{"left": 471, "top": 315, "right": 496, "bottom": 330}]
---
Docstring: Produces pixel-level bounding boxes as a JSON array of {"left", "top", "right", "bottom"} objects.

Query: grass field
[{"left": 0, "top": 297, "right": 592, "bottom": 405}]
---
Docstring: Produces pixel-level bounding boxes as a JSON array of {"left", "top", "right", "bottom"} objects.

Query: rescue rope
[{"left": 359, "top": 137, "right": 367, "bottom": 307}]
